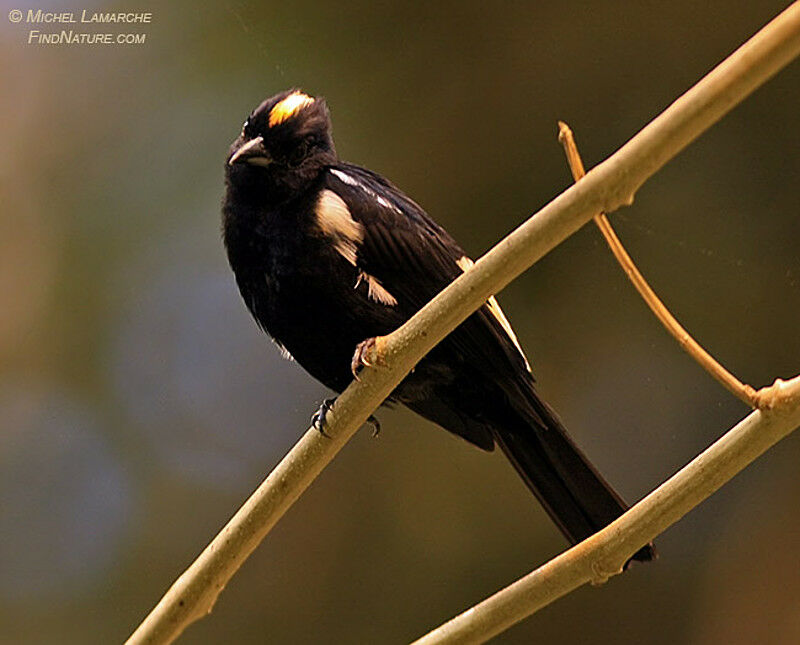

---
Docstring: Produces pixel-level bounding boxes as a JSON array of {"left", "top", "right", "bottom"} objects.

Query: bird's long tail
[{"left": 493, "top": 401, "right": 655, "bottom": 565}]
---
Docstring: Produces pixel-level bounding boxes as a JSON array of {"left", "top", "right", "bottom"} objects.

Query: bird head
[{"left": 227, "top": 89, "right": 336, "bottom": 175}]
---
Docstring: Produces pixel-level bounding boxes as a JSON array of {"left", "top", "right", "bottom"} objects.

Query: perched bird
[{"left": 222, "top": 89, "right": 654, "bottom": 563}]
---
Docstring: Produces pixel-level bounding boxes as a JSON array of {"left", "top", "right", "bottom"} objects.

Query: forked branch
[
  {"left": 126, "top": 3, "right": 800, "bottom": 643},
  {"left": 558, "top": 122, "right": 761, "bottom": 407}
]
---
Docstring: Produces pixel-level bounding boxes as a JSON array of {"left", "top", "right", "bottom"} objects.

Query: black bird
[{"left": 222, "top": 89, "right": 654, "bottom": 563}]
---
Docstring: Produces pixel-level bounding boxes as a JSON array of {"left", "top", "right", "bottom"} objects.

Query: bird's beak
[{"left": 228, "top": 136, "right": 271, "bottom": 166}]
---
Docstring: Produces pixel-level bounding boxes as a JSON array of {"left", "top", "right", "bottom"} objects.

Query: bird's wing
[{"left": 324, "top": 163, "right": 534, "bottom": 387}]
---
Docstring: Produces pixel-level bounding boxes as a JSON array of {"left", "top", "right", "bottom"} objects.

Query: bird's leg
[
  {"left": 350, "top": 336, "right": 387, "bottom": 380},
  {"left": 351, "top": 337, "right": 387, "bottom": 434},
  {"left": 311, "top": 397, "right": 336, "bottom": 437}
]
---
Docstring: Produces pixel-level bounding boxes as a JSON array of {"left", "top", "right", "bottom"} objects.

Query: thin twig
[
  {"left": 126, "top": 3, "right": 800, "bottom": 643},
  {"left": 558, "top": 122, "right": 761, "bottom": 408},
  {"left": 411, "top": 375, "right": 800, "bottom": 645}
]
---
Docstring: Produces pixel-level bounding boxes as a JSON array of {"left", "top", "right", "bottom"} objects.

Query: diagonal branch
[
  {"left": 558, "top": 121, "right": 760, "bottom": 407},
  {"left": 411, "top": 376, "right": 800, "bottom": 645},
  {"left": 126, "top": 3, "right": 800, "bottom": 643}
]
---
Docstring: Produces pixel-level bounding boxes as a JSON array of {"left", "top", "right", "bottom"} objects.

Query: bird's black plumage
[{"left": 222, "top": 89, "right": 655, "bottom": 563}]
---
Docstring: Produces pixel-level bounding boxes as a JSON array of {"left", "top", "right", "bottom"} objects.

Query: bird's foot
[
  {"left": 311, "top": 397, "right": 381, "bottom": 438},
  {"left": 311, "top": 397, "right": 336, "bottom": 437},
  {"left": 351, "top": 336, "right": 387, "bottom": 380}
]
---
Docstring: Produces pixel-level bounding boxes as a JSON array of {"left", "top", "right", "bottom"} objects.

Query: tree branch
[
  {"left": 411, "top": 376, "right": 800, "bottom": 645},
  {"left": 126, "top": 3, "right": 800, "bottom": 643},
  {"left": 558, "top": 121, "right": 761, "bottom": 407}
]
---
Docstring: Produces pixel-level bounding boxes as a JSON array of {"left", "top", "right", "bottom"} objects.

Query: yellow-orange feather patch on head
[{"left": 268, "top": 91, "right": 316, "bottom": 128}]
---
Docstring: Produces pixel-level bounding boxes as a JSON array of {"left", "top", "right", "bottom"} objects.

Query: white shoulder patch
[
  {"left": 457, "top": 255, "right": 531, "bottom": 373},
  {"left": 315, "top": 189, "right": 364, "bottom": 265}
]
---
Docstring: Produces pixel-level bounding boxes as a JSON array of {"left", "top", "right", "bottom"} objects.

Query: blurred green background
[{"left": 1, "top": 1, "right": 799, "bottom": 643}]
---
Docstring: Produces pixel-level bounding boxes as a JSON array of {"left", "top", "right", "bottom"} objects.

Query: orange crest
[{"left": 268, "top": 91, "right": 315, "bottom": 127}]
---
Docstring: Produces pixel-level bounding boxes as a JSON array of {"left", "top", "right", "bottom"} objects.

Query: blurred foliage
[{"left": 1, "top": 1, "right": 799, "bottom": 643}]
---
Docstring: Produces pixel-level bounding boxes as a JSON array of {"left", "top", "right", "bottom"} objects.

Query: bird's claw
[
  {"left": 351, "top": 336, "right": 386, "bottom": 380},
  {"left": 311, "top": 397, "right": 336, "bottom": 438},
  {"left": 366, "top": 414, "right": 381, "bottom": 437},
  {"left": 312, "top": 397, "right": 381, "bottom": 439}
]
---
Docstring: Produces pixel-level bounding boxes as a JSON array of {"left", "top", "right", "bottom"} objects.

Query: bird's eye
[
  {"left": 288, "top": 137, "right": 313, "bottom": 166},
  {"left": 241, "top": 118, "right": 250, "bottom": 137}
]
